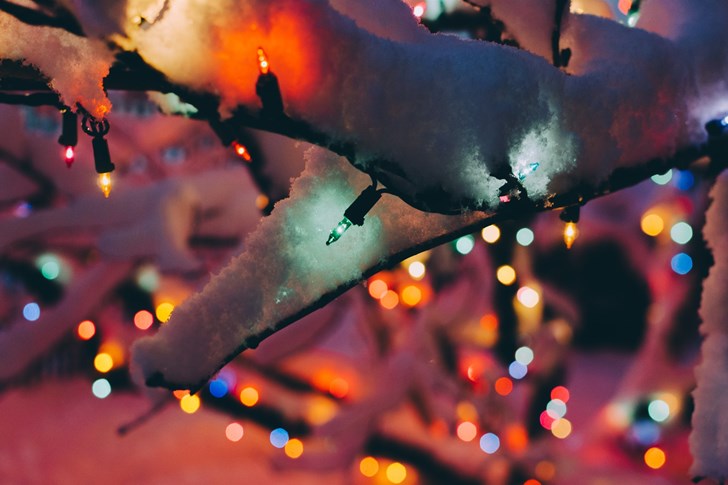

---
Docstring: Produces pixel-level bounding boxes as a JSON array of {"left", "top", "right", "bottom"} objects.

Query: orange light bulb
[
  {"left": 98, "top": 172, "right": 112, "bottom": 198},
  {"left": 563, "top": 222, "right": 578, "bottom": 249},
  {"left": 232, "top": 141, "right": 252, "bottom": 162}
]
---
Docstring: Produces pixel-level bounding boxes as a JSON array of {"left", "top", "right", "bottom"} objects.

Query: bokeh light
[
  {"left": 651, "top": 170, "right": 672, "bottom": 185},
  {"left": 380, "top": 290, "right": 399, "bottom": 309},
  {"left": 225, "top": 422, "right": 244, "bottom": 442},
  {"left": 671, "top": 253, "right": 693, "bottom": 275},
  {"left": 496, "top": 265, "right": 517, "bottom": 286},
  {"left": 155, "top": 302, "right": 175, "bottom": 323},
  {"left": 455, "top": 235, "right": 476, "bottom": 255},
  {"left": 92, "top": 378, "right": 111, "bottom": 399},
  {"left": 551, "top": 418, "right": 572, "bottom": 439},
  {"left": 407, "top": 261, "right": 426, "bottom": 280},
  {"left": 134, "top": 310, "right": 154, "bottom": 330},
  {"left": 631, "top": 420, "right": 661, "bottom": 446},
  {"left": 457, "top": 421, "right": 478, "bottom": 442},
  {"left": 368, "top": 279, "right": 388, "bottom": 299},
  {"left": 647, "top": 399, "right": 670, "bottom": 422},
  {"left": 515, "top": 346, "right": 534, "bottom": 365},
  {"left": 284, "top": 438, "right": 304, "bottom": 459},
  {"left": 270, "top": 428, "right": 289, "bottom": 448},
  {"left": 641, "top": 213, "right": 664, "bottom": 236},
  {"left": 481, "top": 225, "right": 501, "bottom": 243},
  {"left": 516, "top": 286, "right": 540, "bottom": 308},
  {"left": 644, "top": 447, "right": 666, "bottom": 469},
  {"left": 546, "top": 399, "right": 567, "bottom": 419},
  {"left": 670, "top": 221, "right": 693, "bottom": 244},
  {"left": 535, "top": 460, "right": 556, "bottom": 481},
  {"left": 400, "top": 285, "right": 422, "bottom": 307},
  {"left": 94, "top": 353, "right": 114, "bottom": 373},
  {"left": 209, "top": 379, "right": 229, "bottom": 398},
  {"left": 136, "top": 265, "right": 160, "bottom": 292},
  {"left": 23, "top": 302, "right": 41, "bottom": 322},
  {"left": 40, "top": 260, "right": 60, "bottom": 280},
  {"left": 360, "top": 457, "right": 379, "bottom": 477},
  {"left": 508, "top": 361, "right": 528, "bottom": 380},
  {"left": 551, "top": 386, "right": 570, "bottom": 403},
  {"left": 240, "top": 386, "right": 259, "bottom": 407},
  {"left": 77, "top": 320, "right": 96, "bottom": 340},
  {"left": 180, "top": 394, "right": 201, "bottom": 414},
  {"left": 386, "top": 462, "right": 407, "bottom": 484},
  {"left": 494, "top": 377, "right": 513, "bottom": 396},
  {"left": 516, "top": 228, "right": 535, "bottom": 246},
  {"left": 479, "top": 433, "right": 500, "bottom": 454}
]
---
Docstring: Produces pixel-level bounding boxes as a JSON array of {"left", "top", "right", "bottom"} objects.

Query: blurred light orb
[
  {"left": 270, "top": 428, "right": 289, "bottom": 448},
  {"left": 479, "top": 433, "right": 501, "bottom": 454},
  {"left": 225, "top": 422, "right": 244, "bottom": 442},
  {"left": 508, "top": 361, "right": 528, "bottom": 380},
  {"left": 516, "top": 228, "right": 535, "bottom": 246},
  {"left": 134, "top": 310, "right": 154, "bottom": 330},
  {"left": 515, "top": 346, "right": 534, "bottom": 365},
  {"left": 386, "top": 462, "right": 407, "bottom": 484},
  {"left": 155, "top": 302, "right": 175, "bottom": 323},
  {"left": 640, "top": 213, "right": 664, "bottom": 236},
  {"left": 671, "top": 253, "right": 693, "bottom": 275},
  {"left": 407, "top": 261, "right": 426, "bottom": 279},
  {"left": 647, "top": 399, "right": 670, "bottom": 422},
  {"left": 516, "top": 286, "right": 540, "bottom": 308},
  {"left": 180, "top": 394, "right": 201, "bottom": 414},
  {"left": 457, "top": 421, "right": 478, "bottom": 442},
  {"left": 77, "top": 320, "right": 96, "bottom": 340},
  {"left": 644, "top": 447, "right": 666, "bottom": 469},
  {"left": 240, "top": 387, "right": 259, "bottom": 407},
  {"left": 670, "top": 222, "right": 693, "bottom": 244},
  {"left": 455, "top": 235, "right": 476, "bottom": 255},
  {"left": 496, "top": 265, "right": 517, "bottom": 286},
  {"left": 209, "top": 379, "right": 229, "bottom": 398},
  {"left": 360, "top": 457, "right": 379, "bottom": 477},
  {"left": 481, "top": 225, "right": 501, "bottom": 243},
  {"left": 284, "top": 438, "right": 304, "bottom": 459},
  {"left": 92, "top": 378, "right": 111, "bottom": 399},
  {"left": 23, "top": 302, "right": 41, "bottom": 322},
  {"left": 651, "top": 170, "right": 673, "bottom": 185}
]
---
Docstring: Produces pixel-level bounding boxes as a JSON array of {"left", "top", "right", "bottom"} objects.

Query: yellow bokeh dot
[
  {"left": 386, "top": 462, "right": 407, "bottom": 484},
  {"left": 94, "top": 353, "right": 114, "bottom": 373},
  {"left": 284, "top": 438, "right": 304, "bottom": 459},
  {"left": 644, "top": 447, "right": 666, "bottom": 469},
  {"left": 400, "top": 285, "right": 422, "bottom": 307},
  {"left": 496, "top": 265, "right": 517, "bottom": 286},
  {"left": 240, "top": 386, "right": 259, "bottom": 407},
  {"left": 155, "top": 302, "right": 175, "bottom": 323},
  {"left": 551, "top": 418, "right": 572, "bottom": 439},
  {"left": 360, "top": 456, "right": 379, "bottom": 477},
  {"left": 306, "top": 396, "right": 337, "bottom": 425},
  {"left": 180, "top": 394, "right": 201, "bottom": 414},
  {"left": 641, "top": 213, "right": 664, "bottom": 237},
  {"left": 481, "top": 225, "right": 501, "bottom": 243}
]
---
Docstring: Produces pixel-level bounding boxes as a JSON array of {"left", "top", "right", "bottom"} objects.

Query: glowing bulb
[
  {"left": 257, "top": 47, "right": 270, "bottom": 75},
  {"left": 98, "top": 172, "right": 112, "bottom": 198},
  {"left": 563, "top": 222, "right": 578, "bottom": 249},
  {"left": 326, "top": 217, "right": 353, "bottom": 245},
  {"left": 413, "top": 2, "right": 426, "bottom": 18},
  {"left": 232, "top": 141, "right": 252, "bottom": 162},
  {"left": 64, "top": 146, "right": 75, "bottom": 168}
]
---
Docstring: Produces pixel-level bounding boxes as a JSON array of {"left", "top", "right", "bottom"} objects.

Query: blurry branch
[
  {"left": 0, "top": 147, "right": 56, "bottom": 208},
  {"left": 0, "top": 0, "right": 84, "bottom": 36}
]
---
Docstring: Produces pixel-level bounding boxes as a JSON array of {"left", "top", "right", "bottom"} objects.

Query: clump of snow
[
  {"left": 0, "top": 11, "right": 113, "bottom": 118},
  {"left": 118, "top": 0, "right": 728, "bottom": 213},
  {"left": 131, "top": 148, "right": 484, "bottom": 389},
  {"left": 691, "top": 171, "right": 728, "bottom": 481}
]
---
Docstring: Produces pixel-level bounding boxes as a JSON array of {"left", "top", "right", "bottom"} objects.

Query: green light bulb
[{"left": 326, "top": 217, "right": 353, "bottom": 245}]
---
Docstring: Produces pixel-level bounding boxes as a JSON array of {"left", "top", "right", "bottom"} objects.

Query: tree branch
[{"left": 0, "top": 0, "right": 83, "bottom": 36}]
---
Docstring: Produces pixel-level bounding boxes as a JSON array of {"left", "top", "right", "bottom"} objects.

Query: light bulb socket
[
  {"left": 560, "top": 205, "right": 580, "bottom": 223},
  {"left": 344, "top": 185, "right": 382, "bottom": 226},
  {"left": 58, "top": 110, "right": 78, "bottom": 147},
  {"left": 255, "top": 72, "right": 284, "bottom": 117},
  {"left": 92, "top": 136, "right": 115, "bottom": 174}
]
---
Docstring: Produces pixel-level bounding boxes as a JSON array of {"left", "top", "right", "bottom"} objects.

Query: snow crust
[
  {"left": 691, "top": 171, "right": 728, "bottom": 480},
  {"left": 0, "top": 11, "right": 113, "bottom": 118},
  {"left": 131, "top": 149, "right": 482, "bottom": 389}
]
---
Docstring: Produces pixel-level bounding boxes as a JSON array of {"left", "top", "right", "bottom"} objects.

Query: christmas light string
[
  {"left": 81, "top": 114, "right": 115, "bottom": 198},
  {"left": 57, "top": 108, "right": 77, "bottom": 168}
]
